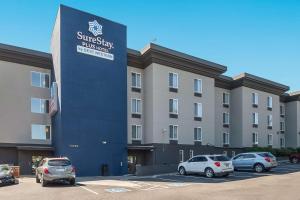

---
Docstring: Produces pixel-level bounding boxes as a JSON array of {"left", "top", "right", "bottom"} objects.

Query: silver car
[
  {"left": 232, "top": 152, "right": 278, "bottom": 173},
  {"left": 36, "top": 157, "right": 76, "bottom": 187}
]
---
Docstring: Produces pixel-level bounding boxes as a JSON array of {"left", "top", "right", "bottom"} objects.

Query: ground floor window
[
  {"left": 252, "top": 132, "right": 258, "bottom": 145},
  {"left": 280, "top": 138, "right": 285, "bottom": 148},
  {"left": 267, "top": 134, "right": 273, "bottom": 146},
  {"left": 169, "top": 125, "right": 178, "bottom": 140},
  {"left": 31, "top": 124, "right": 51, "bottom": 140},
  {"left": 179, "top": 150, "right": 184, "bottom": 162},
  {"left": 189, "top": 150, "right": 194, "bottom": 159}
]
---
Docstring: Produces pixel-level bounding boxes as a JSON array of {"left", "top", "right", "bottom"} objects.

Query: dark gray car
[{"left": 35, "top": 157, "right": 76, "bottom": 187}]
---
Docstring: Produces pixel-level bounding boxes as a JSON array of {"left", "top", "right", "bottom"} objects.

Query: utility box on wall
[{"left": 51, "top": 5, "right": 128, "bottom": 176}]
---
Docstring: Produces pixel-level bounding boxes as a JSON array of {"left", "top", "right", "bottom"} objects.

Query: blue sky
[{"left": 0, "top": 0, "right": 299, "bottom": 91}]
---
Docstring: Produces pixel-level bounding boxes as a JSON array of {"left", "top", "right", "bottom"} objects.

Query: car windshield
[
  {"left": 258, "top": 153, "right": 275, "bottom": 158},
  {"left": 48, "top": 159, "right": 71, "bottom": 166},
  {"left": 209, "top": 156, "right": 230, "bottom": 161}
]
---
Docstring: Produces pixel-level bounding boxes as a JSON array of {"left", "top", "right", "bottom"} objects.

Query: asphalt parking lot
[{"left": 1, "top": 162, "right": 300, "bottom": 200}]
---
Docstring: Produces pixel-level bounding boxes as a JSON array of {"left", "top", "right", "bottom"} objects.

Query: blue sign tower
[{"left": 51, "top": 5, "right": 127, "bottom": 176}]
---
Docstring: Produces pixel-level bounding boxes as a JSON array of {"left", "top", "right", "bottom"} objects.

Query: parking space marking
[
  {"left": 105, "top": 188, "right": 131, "bottom": 193},
  {"left": 78, "top": 185, "right": 99, "bottom": 195}
]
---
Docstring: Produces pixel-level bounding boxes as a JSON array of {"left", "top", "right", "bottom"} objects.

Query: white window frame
[
  {"left": 267, "top": 115, "right": 273, "bottom": 127},
  {"left": 169, "top": 125, "right": 178, "bottom": 140},
  {"left": 189, "top": 149, "right": 194, "bottom": 159},
  {"left": 169, "top": 98, "right": 179, "bottom": 114},
  {"left": 223, "top": 92, "right": 230, "bottom": 105},
  {"left": 194, "top": 79, "right": 202, "bottom": 94},
  {"left": 179, "top": 150, "right": 184, "bottom": 163},
  {"left": 280, "top": 121, "right": 285, "bottom": 132},
  {"left": 31, "top": 71, "right": 50, "bottom": 88},
  {"left": 223, "top": 132, "right": 230, "bottom": 145},
  {"left": 252, "top": 93, "right": 258, "bottom": 105},
  {"left": 131, "top": 98, "right": 142, "bottom": 114},
  {"left": 31, "top": 124, "right": 51, "bottom": 140},
  {"left": 194, "top": 103, "right": 203, "bottom": 118},
  {"left": 31, "top": 98, "right": 49, "bottom": 114},
  {"left": 280, "top": 138, "right": 285, "bottom": 148},
  {"left": 252, "top": 112, "right": 259, "bottom": 125},
  {"left": 253, "top": 132, "right": 258, "bottom": 145},
  {"left": 131, "top": 72, "right": 141, "bottom": 89},
  {"left": 132, "top": 125, "right": 142, "bottom": 140},
  {"left": 280, "top": 105, "right": 285, "bottom": 116},
  {"left": 267, "top": 134, "right": 273, "bottom": 145},
  {"left": 169, "top": 72, "right": 178, "bottom": 89},
  {"left": 267, "top": 96, "right": 273, "bottom": 109},
  {"left": 194, "top": 127, "right": 202, "bottom": 142},
  {"left": 223, "top": 112, "right": 230, "bottom": 125}
]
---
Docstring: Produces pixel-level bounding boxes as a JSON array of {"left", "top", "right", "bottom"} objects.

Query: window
[
  {"left": 280, "top": 138, "right": 285, "bottom": 148},
  {"left": 223, "top": 112, "right": 230, "bottom": 125},
  {"left": 280, "top": 105, "right": 285, "bottom": 116},
  {"left": 179, "top": 150, "right": 184, "bottom": 162},
  {"left": 31, "top": 71, "right": 50, "bottom": 88},
  {"left": 132, "top": 125, "right": 142, "bottom": 140},
  {"left": 194, "top": 127, "right": 202, "bottom": 141},
  {"left": 189, "top": 150, "right": 194, "bottom": 159},
  {"left": 252, "top": 93, "right": 258, "bottom": 106},
  {"left": 252, "top": 132, "right": 258, "bottom": 145},
  {"left": 223, "top": 132, "right": 230, "bottom": 145},
  {"left": 267, "top": 134, "right": 273, "bottom": 145},
  {"left": 252, "top": 112, "right": 259, "bottom": 125},
  {"left": 267, "top": 115, "right": 273, "bottom": 127},
  {"left": 131, "top": 99, "right": 141, "bottom": 114},
  {"left": 131, "top": 72, "right": 141, "bottom": 88},
  {"left": 194, "top": 103, "right": 202, "bottom": 118},
  {"left": 231, "top": 151, "right": 236, "bottom": 157},
  {"left": 267, "top": 96, "right": 272, "bottom": 109},
  {"left": 169, "top": 99, "right": 178, "bottom": 114},
  {"left": 169, "top": 72, "right": 178, "bottom": 89},
  {"left": 31, "top": 98, "right": 49, "bottom": 114},
  {"left": 31, "top": 124, "right": 51, "bottom": 140},
  {"left": 223, "top": 92, "right": 230, "bottom": 105},
  {"left": 194, "top": 79, "right": 202, "bottom": 94},
  {"left": 280, "top": 121, "right": 285, "bottom": 132},
  {"left": 169, "top": 125, "right": 178, "bottom": 140}
]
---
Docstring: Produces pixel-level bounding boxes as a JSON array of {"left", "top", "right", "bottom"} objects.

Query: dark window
[
  {"left": 209, "top": 156, "right": 230, "bottom": 161},
  {"left": 48, "top": 159, "right": 71, "bottom": 166}
]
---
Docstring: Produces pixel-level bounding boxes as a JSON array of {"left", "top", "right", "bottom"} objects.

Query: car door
[
  {"left": 192, "top": 156, "right": 207, "bottom": 173},
  {"left": 243, "top": 154, "right": 256, "bottom": 169},
  {"left": 232, "top": 154, "right": 246, "bottom": 169},
  {"left": 185, "top": 157, "right": 196, "bottom": 172}
]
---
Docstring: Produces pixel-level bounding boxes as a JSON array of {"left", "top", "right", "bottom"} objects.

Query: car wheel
[
  {"left": 205, "top": 168, "right": 214, "bottom": 178},
  {"left": 292, "top": 157, "right": 299, "bottom": 164},
  {"left": 179, "top": 167, "right": 186, "bottom": 175},
  {"left": 254, "top": 163, "right": 264, "bottom": 173},
  {"left": 36, "top": 174, "right": 40, "bottom": 183},
  {"left": 70, "top": 178, "right": 76, "bottom": 186},
  {"left": 41, "top": 175, "right": 47, "bottom": 187}
]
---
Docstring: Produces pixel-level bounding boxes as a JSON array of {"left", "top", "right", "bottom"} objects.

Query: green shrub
[{"left": 245, "top": 147, "right": 297, "bottom": 157}]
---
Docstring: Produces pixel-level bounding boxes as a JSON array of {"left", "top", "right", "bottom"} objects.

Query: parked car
[
  {"left": 0, "top": 164, "right": 18, "bottom": 186},
  {"left": 289, "top": 153, "right": 300, "bottom": 164},
  {"left": 232, "top": 152, "right": 277, "bottom": 173},
  {"left": 178, "top": 155, "right": 234, "bottom": 178},
  {"left": 35, "top": 157, "right": 76, "bottom": 187}
]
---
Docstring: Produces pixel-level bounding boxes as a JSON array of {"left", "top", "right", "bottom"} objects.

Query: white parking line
[{"left": 79, "top": 185, "right": 99, "bottom": 195}]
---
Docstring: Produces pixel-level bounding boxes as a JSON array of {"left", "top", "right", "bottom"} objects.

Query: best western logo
[{"left": 76, "top": 20, "right": 114, "bottom": 60}]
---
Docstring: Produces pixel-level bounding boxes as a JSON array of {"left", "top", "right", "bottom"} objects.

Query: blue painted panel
[{"left": 52, "top": 5, "right": 127, "bottom": 176}]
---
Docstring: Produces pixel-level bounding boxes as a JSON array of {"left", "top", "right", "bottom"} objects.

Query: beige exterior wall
[
  {"left": 215, "top": 87, "right": 231, "bottom": 147},
  {"left": 0, "top": 60, "right": 51, "bottom": 145},
  {"left": 285, "top": 101, "right": 300, "bottom": 148},
  {"left": 231, "top": 86, "right": 281, "bottom": 148}
]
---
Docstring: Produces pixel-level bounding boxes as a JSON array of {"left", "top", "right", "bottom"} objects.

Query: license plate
[
  {"left": 56, "top": 169, "right": 65, "bottom": 172},
  {"left": 0, "top": 180, "right": 2, "bottom": 183}
]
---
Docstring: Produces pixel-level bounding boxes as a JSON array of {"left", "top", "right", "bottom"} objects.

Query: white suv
[{"left": 178, "top": 155, "right": 233, "bottom": 178}]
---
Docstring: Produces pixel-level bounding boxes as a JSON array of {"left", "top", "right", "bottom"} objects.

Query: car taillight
[
  {"left": 265, "top": 157, "right": 271, "bottom": 162},
  {"left": 44, "top": 168, "right": 49, "bottom": 174},
  {"left": 214, "top": 162, "right": 221, "bottom": 167},
  {"left": 71, "top": 166, "right": 76, "bottom": 173}
]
